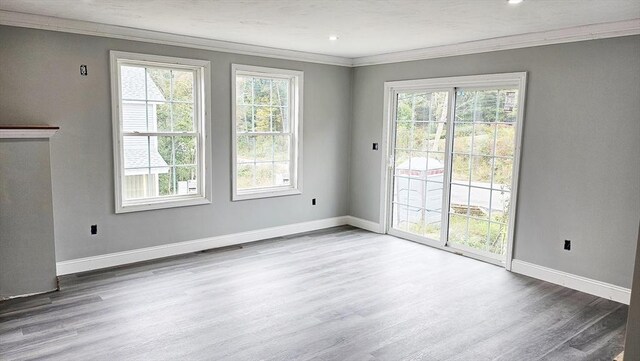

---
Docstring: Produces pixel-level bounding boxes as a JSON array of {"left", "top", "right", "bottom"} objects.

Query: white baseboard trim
[
  {"left": 346, "top": 216, "right": 384, "bottom": 233},
  {"left": 55, "top": 219, "right": 632, "bottom": 306},
  {"left": 57, "top": 216, "right": 350, "bottom": 275},
  {"left": 511, "top": 260, "right": 631, "bottom": 305}
]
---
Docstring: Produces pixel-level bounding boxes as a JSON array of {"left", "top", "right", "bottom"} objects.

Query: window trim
[
  {"left": 231, "top": 64, "right": 303, "bottom": 201},
  {"left": 110, "top": 51, "right": 212, "bottom": 213}
]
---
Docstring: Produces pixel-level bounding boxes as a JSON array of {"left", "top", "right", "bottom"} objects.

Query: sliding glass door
[
  {"left": 447, "top": 87, "right": 519, "bottom": 259},
  {"left": 391, "top": 90, "right": 449, "bottom": 242},
  {"left": 386, "top": 73, "right": 526, "bottom": 266}
]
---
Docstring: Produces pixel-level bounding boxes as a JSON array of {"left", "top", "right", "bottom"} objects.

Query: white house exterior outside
[{"left": 120, "top": 66, "right": 170, "bottom": 200}]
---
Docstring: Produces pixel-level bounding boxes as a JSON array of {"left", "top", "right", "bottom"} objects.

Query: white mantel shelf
[{"left": 0, "top": 125, "right": 59, "bottom": 139}]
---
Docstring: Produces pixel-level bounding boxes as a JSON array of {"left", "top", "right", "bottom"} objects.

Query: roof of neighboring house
[
  {"left": 121, "top": 66, "right": 166, "bottom": 101},
  {"left": 397, "top": 157, "right": 444, "bottom": 171},
  {"left": 124, "top": 148, "right": 169, "bottom": 169},
  {"left": 124, "top": 147, "right": 169, "bottom": 175}
]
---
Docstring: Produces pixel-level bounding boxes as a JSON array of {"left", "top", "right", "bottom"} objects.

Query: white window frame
[
  {"left": 231, "top": 64, "right": 303, "bottom": 201},
  {"left": 110, "top": 51, "right": 212, "bottom": 213},
  {"left": 380, "top": 72, "right": 527, "bottom": 270}
]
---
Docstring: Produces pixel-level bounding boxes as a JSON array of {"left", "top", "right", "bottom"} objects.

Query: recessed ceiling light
[
  {"left": 507, "top": 0, "right": 523, "bottom": 4},
  {"left": 329, "top": 35, "right": 339, "bottom": 41}
]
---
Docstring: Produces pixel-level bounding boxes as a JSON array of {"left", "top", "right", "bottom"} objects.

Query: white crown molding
[
  {"left": 0, "top": 10, "right": 352, "bottom": 67},
  {"left": 0, "top": 11, "right": 638, "bottom": 68},
  {"left": 511, "top": 260, "right": 631, "bottom": 305},
  {"left": 352, "top": 19, "right": 640, "bottom": 66}
]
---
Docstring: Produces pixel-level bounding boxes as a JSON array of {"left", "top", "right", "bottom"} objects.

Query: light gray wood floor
[{"left": 0, "top": 226, "right": 627, "bottom": 360}]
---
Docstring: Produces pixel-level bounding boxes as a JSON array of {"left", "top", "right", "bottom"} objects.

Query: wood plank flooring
[{"left": 0, "top": 226, "right": 627, "bottom": 360}]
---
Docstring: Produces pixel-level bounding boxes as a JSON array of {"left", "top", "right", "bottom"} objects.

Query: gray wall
[
  {"left": 0, "top": 140, "right": 57, "bottom": 298},
  {"left": 350, "top": 36, "right": 640, "bottom": 288},
  {"left": 624, "top": 223, "right": 640, "bottom": 359},
  {"left": 0, "top": 25, "right": 352, "bottom": 262},
  {"left": 1, "top": 25, "right": 638, "bottom": 292}
]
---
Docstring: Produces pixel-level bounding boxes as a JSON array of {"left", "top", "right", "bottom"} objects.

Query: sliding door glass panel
[
  {"left": 447, "top": 88, "right": 518, "bottom": 257},
  {"left": 391, "top": 91, "right": 448, "bottom": 241}
]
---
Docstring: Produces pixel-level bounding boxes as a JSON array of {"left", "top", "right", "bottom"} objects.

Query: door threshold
[{"left": 388, "top": 228, "right": 506, "bottom": 268}]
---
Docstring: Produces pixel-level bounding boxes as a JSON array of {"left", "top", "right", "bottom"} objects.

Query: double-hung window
[
  {"left": 232, "top": 64, "right": 303, "bottom": 200},
  {"left": 110, "top": 51, "right": 211, "bottom": 213}
]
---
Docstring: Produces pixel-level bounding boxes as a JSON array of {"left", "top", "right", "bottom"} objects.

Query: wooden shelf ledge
[{"left": 0, "top": 125, "right": 60, "bottom": 139}]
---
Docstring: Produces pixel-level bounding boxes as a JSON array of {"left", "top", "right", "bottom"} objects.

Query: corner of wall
[{"left": 346, "top": 65, "right": 356, "bottom": 217}]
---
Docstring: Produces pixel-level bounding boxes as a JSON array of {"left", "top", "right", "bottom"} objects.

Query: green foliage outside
[
  {"left": 395, "top": 89, "right": 517, "bottom": 184},
  {"left": 448, "top": 213, "right": 509, "bottom": 254},
  {"left": 148, "top": 68, "right": 197, "bottom": 196},
  {"left": 404, "top": 197, "right": 510, "bottom": 255},
  {"left": 236, "top": 76, "right": 291, "bottom": 189},
  {"left": 450, "top": 126, "right": 514, "bottom": 185},
  {"left": 395, "top": 89, "right": 517, "bottom": 255},
  {"left": 395, "top": 91, "right": 448, "bottom": 155}
]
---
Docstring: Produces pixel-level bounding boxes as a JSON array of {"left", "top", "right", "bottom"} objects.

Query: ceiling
[{"left": 1, "top": 0, "right": 639, "bottom": 59}]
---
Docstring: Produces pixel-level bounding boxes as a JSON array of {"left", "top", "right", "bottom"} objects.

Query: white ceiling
[{"left": 1, "top": 0, "right": 639, "bottom": 58}]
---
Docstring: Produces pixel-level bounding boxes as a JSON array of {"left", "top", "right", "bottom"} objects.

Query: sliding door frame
[{"left": 380, "top": 72, "right": 527, "bottom": 270}]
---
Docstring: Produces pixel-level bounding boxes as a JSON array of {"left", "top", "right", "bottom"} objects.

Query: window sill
[
  {"left": 232, "top": 187, "right": 301, "bottom": 201},
  {"left": 116, "top": 195, "right": 211, "bottom": 213}
]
